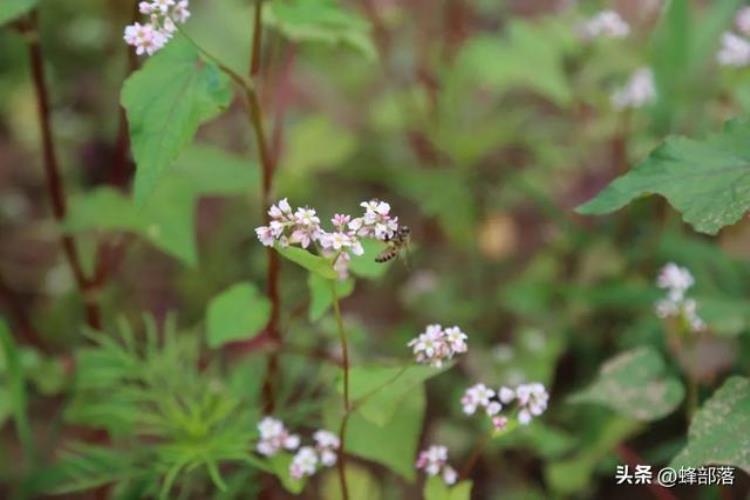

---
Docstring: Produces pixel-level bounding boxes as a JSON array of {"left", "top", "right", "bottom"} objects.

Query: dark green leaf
[
  {"left": 275, "top": 245, "right": 338, "bottom": 280},
  {"left": 577, "top": 120, "right": 750, "bottom": 235},
  {"left": 0, "top": 0, "right": 37, "bottom": 26},
  {"left": 122, "top": 37, "right": 233, "bottom": 202}
]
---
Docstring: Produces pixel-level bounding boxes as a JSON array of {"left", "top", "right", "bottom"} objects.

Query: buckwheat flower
[
  {"left": 611, "top": 67, "right": 656, "bottom": 110},
  {"left": 416, "top": 445, "right": 457, "bottom": 486},
  {"left": 289, "top": 447, "right": 318, "bottom": 480},
  {"left": 442, "top": 466, "right": 458, "bottom": 485},
  {"left": 331, "top": 251, "right": 351, "bottom": 280},
  {"left": 294, "top": 207, "right": 320, "bottom": 227},
  {"left": 321, "top": 231, "right": 352, "bottom": 251},
  {"left": 580, "top": 10, "right": 630, "bottom": 40},
  {"left": 269, "top": 198, "right": 292, "bottom": 218},
  {"left": 492, "top": 415, "right": 508, "bottom": 430},
  {"left": 256, "top": 417, "right": 300, "bottom": 457},
  {"left": 353, "top": 199, "right": 399, "bottom": 240},
  {"left": 444, "top": 326, "right": 468, "bottom": 353},
  {"left": 515, "top": 383, "right": 549, "bottom": 425},
  {"left": 173, "top": 0, "right": 191, "bottom": 22},
  {"left": 313, "top": 430, "right": 340, "bottom": 467},
  {"left": 718, "top": 31, "right": 750, "bottom": 67},
  {"left": 737, "top": 7, "right": 750, "bottom": 36},
  {"left": 498, "top": 386, "right": 515, "bottom": 404},
  {"left": 657, "top": 262, "right": 694, "bottom": 300},
  {"left": 461, "top": 383, "right": 495, "bottom": 415},
  {"left": 255, "top": 226, "right": 275, "bottom": 247},
  {"left": 138, "top": 1, "right": 153, "bottom": 14},
  {"left": 331, "top": 213, "right": 351, "bottom": 230},
  {"left": 123, "top": 22, "right": 166, "bottom": 56},
  {"left": 682, "top": 298, "right": 706, "bottom": 332},
  {"left": 486, "top": 401, "right": 502, "bottom": 416}
]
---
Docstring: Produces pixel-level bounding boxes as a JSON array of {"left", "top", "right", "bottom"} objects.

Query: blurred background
[{"left": 1, "top": 0, "right": 750, "bottom": 498}]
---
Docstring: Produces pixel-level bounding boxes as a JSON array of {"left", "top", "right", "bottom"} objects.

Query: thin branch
[
  {"left": 25, "top": 10, "right": 101, "bottom": 330},
  {"left": 331, "top": 282, "right": 350, "bottom": 500}
]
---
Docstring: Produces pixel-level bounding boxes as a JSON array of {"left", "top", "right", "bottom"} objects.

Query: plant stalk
[{"left": 330, "top": 281, "right": 350, "bottom": 500}]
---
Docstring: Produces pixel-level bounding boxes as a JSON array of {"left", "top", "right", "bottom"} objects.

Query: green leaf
[
  {"left": 275, "top": 245, "right": 338, "bottom": 280},
  {"left": 456, "top": 18, "right": 573, "bottom": 105},
  {"left": 348, "top": 239, "right": 390, "bottom": 279},
  {"left": 206, "top": 283, "right": 271, "bottom": 348},
  {"left": 321, "top": 464, "right": 383, "bottom": 499},
  {"left": 0, "top": 0, "right": 37, "bottom": 26},
  {"left": 267, "top": 453, "right": 305, "bottom": 494},
  {"left": 63, "top": 144, "right": 257, "bottom": 266},
  {"left": 342, "top": 363, "right": 450, "bottom": 426},
  {"left": 424, "top": 477, "right": 473, "bottom": 500},
  {"left": 0, "top": 319, "right": 33, "bottom": 461},
  {"left": 570, "top": 347, "right": 684, "bottom": 421},
  {"left": 307, "top": 273, "right": 355, "bottom": 321},
  {"left": 122, "top": 37, "right": 233, "bottom": 202},
  {"left": 576, "top": 119, "right": 750, "bottom": 235},
  {"left": 283, "top": 116, "right": 357, "bottom": 174},
  {"left": 264, "top": 0, "right": 376, "bottom": 59},
  {"left": 670, "top": 376, "right": 750, "bottom": 474},
  {"left": 331, "top": 386, "right": 426, "bottom": 480}
]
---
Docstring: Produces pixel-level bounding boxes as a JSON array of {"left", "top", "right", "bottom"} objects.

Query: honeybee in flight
[{"left": 375, "top": 226, "right": 411, "bottom": 263}]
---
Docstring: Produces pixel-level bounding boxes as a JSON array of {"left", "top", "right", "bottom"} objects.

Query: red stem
[{"left": 26, "top": 10, "right": 101, "bottom": 330}]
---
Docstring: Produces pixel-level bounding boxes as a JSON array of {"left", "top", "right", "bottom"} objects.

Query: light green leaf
[
  {"left": 307, "top": 274, "right": 355, "bottom": 321},
  {"left": 206, "top": 283, "right": 271, "bottom": 348},
  {"left": 321, "top": 464, "right": 383, "bottom": 500},
  {"left": 275, "top": 245, "right": 338, "bottom": 280},
  {"left": 342, "top": 363, "right": 449, "bottom": 426},
  {"left": 332, "top": 386, "right": 425, "bottom": 480},
  {"left": 63, "top": 144, "right": 257, "bottom": 266},
  {"left": 122, "top": 37, "right": 233, "bottom": 202},
  {"left": 670, "top": 376, "right": 750, "bottom": 474},
  {"left": 0, "top": 0, "right": 37, "bottom": 26},
  {"left": 284, "top": 116, "right": 357, "bottom": 174},
  {"left": 577, "top": 119, "right": 750, "bottom": 235},
  {"left": 264, "top": 0, "right": 376, "bottom": 59},
  {"left": 267, "top": 453, "right": 305, "bottom": 494},
  {"left": 570, "top": 347, "right": 684, "bottom": 421},
  {"left": 456, "top": 18, "right": 573, "bottom": 105},
  {"left": 0, "top": 318, "right": 33, "bottom": 461},
  {"left": 349, "top": 239, "right": 390, "bottom": 279},
  {"left": 424, "top": 477, "right": 473, "bottom": 500}
]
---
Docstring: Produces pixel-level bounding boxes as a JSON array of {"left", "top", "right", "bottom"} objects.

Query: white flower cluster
[
  {"left": 255, "top": 198, "right": 401, "bottom": 279},
  {"left": 611, "top": 67, "right": 656, "bottom": 110},
  {"left": 655, "top": 263, "right": 705, "bottom": 332},
  {"left": 579, "top": 10, "right": 630, "bottom": 40},
  {"left": 717, "top": 8, "right": 750, "bottom": 67},
  {"left": 289, "top": 430, "right": 340, "bottom": 480},
  {"left": 415, "top": 445, "right": 458, "bottom": 486},
  {"left": 407, "top": 324, "right": 468, "bottom": 368},
  {"left": 256, "top": 417, "right": 300, "bottom": 457},
  {"left": 461, "top": 382, "right": 549, "bottom": 427},
  {"left": 123, "top": 0, "right": 190, "bottom": 56}
]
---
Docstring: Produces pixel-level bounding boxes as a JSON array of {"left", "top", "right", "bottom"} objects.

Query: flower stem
[
  {"left": 459, "top": 430, "right": 491, "bottom": 480},
  {"left": 25, "top": 10, "right": 101, "bottom": 330},
  {"left": 330, "top": 280, "right": 350, "bottom": 500}
]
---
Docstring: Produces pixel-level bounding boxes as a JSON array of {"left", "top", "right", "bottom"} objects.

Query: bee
[{"left": 375, "top": 226, "right": 411, "bottom": 263}]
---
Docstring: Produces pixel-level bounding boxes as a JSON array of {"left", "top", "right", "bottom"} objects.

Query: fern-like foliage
[{"left": 35, "top": 315, "right": 266, "bottom": 499}]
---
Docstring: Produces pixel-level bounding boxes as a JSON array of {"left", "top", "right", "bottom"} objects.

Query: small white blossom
[
  {"left": 124, "top": 0, "right": 190, "bottom": 56},
  {"left": 256, "top": 417, "right": 300, "bottom": 457},
  {"left": 498, "top": 386, "right": 515, "bottom": 404},
  {"left": 580, "top": 10, "right": 630, "bottom": 40},
  {"left": 717, "top": 32, "right": 750, "bottom": 67},
  {"left": 289, "top": 447, "right": 318, "bottom": 479},
  {"left": 654, "top": 263, "right": 706, "bottom": 333},
  {"left": 611, "top": 67, "right": 656, "bottom": 110},
  {"left": 515, "top": 383, "right": 549, "bottom": 425},
  {"left": 416, "top": 445, "right": 457, "bottom": 486},
  {"left": 408, "top": 324, "right": 469, "bottom": 367}
]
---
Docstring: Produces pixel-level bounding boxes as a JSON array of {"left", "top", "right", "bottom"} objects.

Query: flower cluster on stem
[
  {"left": 289, "top": 430, "right": 340, "bottom": 479},
  {"left": 415, "top": 445, "right": 458, "bottom": 486},
  {"left": 579, "top": 10, "right": 630, "bottom": 40},
  {"left": 124, "top": 0, "right": 191, "bottom": 56},
  {"left": 717, "top": 8, "right": 750, "bottom": 67},
  {"left": 462, "top": 382, "right": 549, "bottom": 427},
  {"left": 407, "top": 324, "right": 468, "bottom": 367},
  {"left": 256, "top": 417, "right": 300, "bottom": 457},
  {"left": 255, "top": 198, "right": 402, "bottom": 279},
  {"left": 655, "top": 263, "right": 705, "bottom": 333}
]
